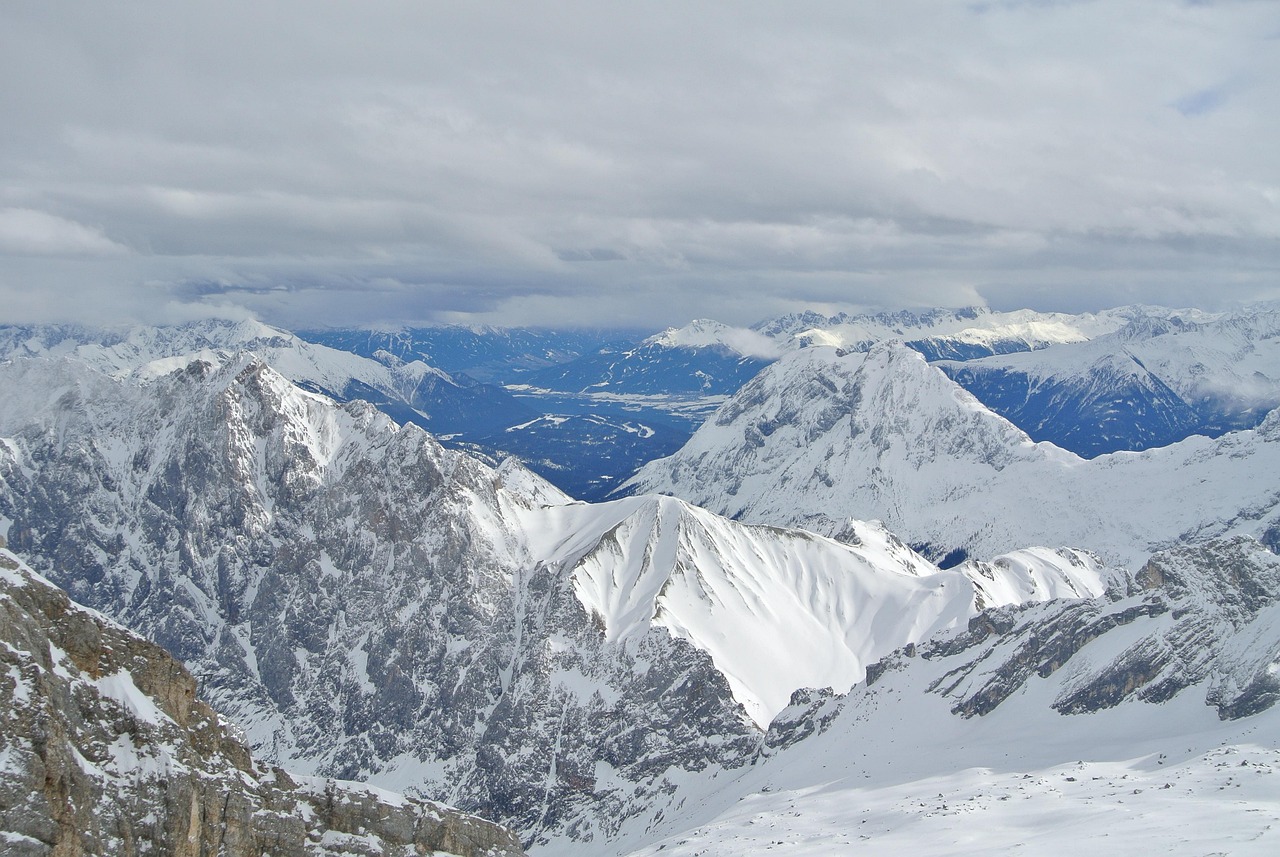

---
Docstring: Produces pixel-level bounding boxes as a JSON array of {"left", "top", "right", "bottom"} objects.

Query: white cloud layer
[
  {"left": 0, "top": 209, "right": 127, "bottom": 257},
  {"left": 1, "top": 1, "right": 1277, "bottom": 327}
]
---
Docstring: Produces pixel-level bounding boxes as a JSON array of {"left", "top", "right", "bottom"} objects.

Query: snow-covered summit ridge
[
  {"left": 629, "top": 340, "right": 1280, "bottom": 567},
  {"left": 515, "top": 490, "right": 1116, "bottom": 726},
  {"left": 752, "top": 304, "right": 1217, "bottom": 355},
  {"left": 627, "top": 340, "right": 1064, "bottom": 510}
]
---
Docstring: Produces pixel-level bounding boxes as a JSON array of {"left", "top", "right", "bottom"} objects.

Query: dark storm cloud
[{"left": 1, "top": 0, "right": 1277, "bottom": 328}]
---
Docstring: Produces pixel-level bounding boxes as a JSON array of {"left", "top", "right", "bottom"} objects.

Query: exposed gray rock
[
  {"left": 0, "top": 550, "right": 524, "bottom": 857},
  {"left": 0, "top": 356, "right": 760, "bottom": 847},
  {"left": 922, "top": 536, "right": 1280, "bottom": 719}
]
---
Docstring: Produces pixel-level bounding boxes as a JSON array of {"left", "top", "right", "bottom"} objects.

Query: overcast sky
[{"left": 2, "top": 1, "right": 1278, "bottom": 329}]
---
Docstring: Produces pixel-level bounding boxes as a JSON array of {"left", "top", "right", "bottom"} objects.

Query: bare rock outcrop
[{"left": 0, "top": 546, "right": 524, "bottom": 857}]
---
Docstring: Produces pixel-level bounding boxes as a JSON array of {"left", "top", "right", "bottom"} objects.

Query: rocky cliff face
[
  {"left": 0, "top": 355, "right": 765, "bottom": 847},
  {"left": 0, "top": 545, "right": 524, "bottom": 857}
]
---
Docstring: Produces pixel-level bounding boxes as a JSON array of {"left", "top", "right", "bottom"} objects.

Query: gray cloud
[{"left": 1, "top": 0, "right": 1277, "bottom": 329}]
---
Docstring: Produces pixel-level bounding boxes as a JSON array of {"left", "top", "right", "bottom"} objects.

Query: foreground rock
[{"left": 0, "top": 547, "right": 524, "bottom": 857}]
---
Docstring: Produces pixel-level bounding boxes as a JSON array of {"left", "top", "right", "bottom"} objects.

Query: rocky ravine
[{"left": 0, "top": 544, "right": 524, "bottom": 857}]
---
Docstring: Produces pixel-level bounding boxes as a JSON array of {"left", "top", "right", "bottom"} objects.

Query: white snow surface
[
  {"left": 536, "top": 537, "right": 1280, "bottom": 856},
  {"left": 516, "top": 496, "right": 1113, "bottom": 725},
  {"left": 760, "top": 304, "right": 1214, "bottom": 352},
  {"left": 93, "top": 669, "right": 173, "bottom": 727},
  {"left": 630, "top": 341, "right": 1280, "bottom": 567},
  {"left": 580, "top": 700, "right": 1280, "bottom": 857}
]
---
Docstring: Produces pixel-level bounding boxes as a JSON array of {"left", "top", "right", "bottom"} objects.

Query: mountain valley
[{"left": 1, "top": 304, "right": 1279, "bottom": 855}]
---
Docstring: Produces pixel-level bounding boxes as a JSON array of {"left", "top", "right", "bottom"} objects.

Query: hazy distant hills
[{"left": 6, "top": 304, "right": 1280, "bottom": 501}]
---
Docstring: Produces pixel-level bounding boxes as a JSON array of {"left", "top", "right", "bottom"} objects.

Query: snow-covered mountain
[
  {"left": 628, "top": 341, "right": 1280, "bottom": 567},
  {"left": 286, "top": 307, "right": 1280, "bottom": 497},
  {"left": 939, "top": 308, "right": 1280, "bottom": 456},
  {"left": 0, "top": 320, "right": 685, "bottom": 501},
  {"left": 0, "top": 351, "right": 1126, "bottom": 847},
  {"left": 753, "top": 304, "right": 1208, "bottom": 356},
  {"left": 5, "top": 320, "right": 1280, "bottom": 855},
  {"left": 592, "top": 535, "right": 1280, "bottom": 856},
  {"left": 517, "top": 499, "right": 1114, "bottom": 727},
  {"left": 0, "top": 320, "right": 539, "bottom": 438}
]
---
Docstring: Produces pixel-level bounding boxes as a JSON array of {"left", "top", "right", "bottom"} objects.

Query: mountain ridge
[{"left": 628, "top": 340, "right": 1280, "bottom": 567}]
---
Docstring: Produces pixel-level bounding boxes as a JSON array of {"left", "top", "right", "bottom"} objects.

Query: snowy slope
[
  {"left": 543, "top": 536, "right": 1280, "bottom": 857},
  {"left": 629, "top": 341, "right": 1280, "bottom": 567},
  {"left": 939, "top": 308, "right": 1280, "bottom": 454},
  {"left": 518, "top": 497, "right": 1115, "bottom": 726}
]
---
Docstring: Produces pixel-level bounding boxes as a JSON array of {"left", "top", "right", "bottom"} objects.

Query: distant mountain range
[
  {"left": 0, "top": 351, "right": 1130, "bottom": 846},
  {"left": 8, "top": 304, "right": 1259, "bottom": 505},
  {"left": 627, "top": 339, "right": 1280, "bottom": 568},
  {"left": 3, "top": 303, "right": 1280, "bottom": 854}
]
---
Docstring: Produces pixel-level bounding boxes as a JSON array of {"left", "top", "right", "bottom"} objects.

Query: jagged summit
[
  {"left": 627, "top": 341, "right": 1055, "bottom": 534},
  {"left": 0, "top": 318, "right": 540, "bottom": 442}
]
